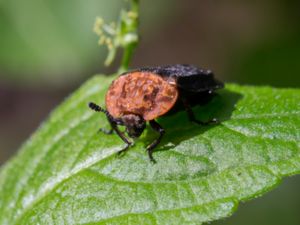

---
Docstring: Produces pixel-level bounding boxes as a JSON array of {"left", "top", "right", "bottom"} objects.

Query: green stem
[
  {"left": 119, "top": 43, "right": 137, "bottom": 73},
  {"left": 131, "top": 0, "right": 139, "bottom": 15},
  {"left": 118, "top": 0, "right": 139, "bottom": 73}
]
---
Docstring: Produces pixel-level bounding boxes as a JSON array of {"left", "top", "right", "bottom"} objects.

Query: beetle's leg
[
  {"left": 147, "top": 120, "right": 165, "bottom": 163},
  {"left": 88, "top": 102, "right": 132, "bottom": 153},
  {"left": 181, "top": 97, "right": 219, "bottom": 125},
  {"left": 108, "top": 118, "right": 133, "bottom": 156}
]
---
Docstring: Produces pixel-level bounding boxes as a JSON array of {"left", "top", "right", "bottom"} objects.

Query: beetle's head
[{"left": 121, "top": 114, "right": 146, "bottom": 138}]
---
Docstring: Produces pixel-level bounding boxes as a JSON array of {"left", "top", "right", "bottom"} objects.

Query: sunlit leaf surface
[{"left": 0, "top": 75, "right": 299, "bottom": 224}]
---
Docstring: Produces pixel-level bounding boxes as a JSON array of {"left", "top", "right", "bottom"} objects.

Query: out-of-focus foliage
[
  {"left": 0, "top": 0, "right": 123, "bottom": 85},
  {"left": 227, "top": 1, "right": 300, "bottom": 87},
  {"left": 229, "top": 33, "right": 300, "bottom": 88},
  {"left": 0, "top": 0, "right": 176, "bottom": 87}
]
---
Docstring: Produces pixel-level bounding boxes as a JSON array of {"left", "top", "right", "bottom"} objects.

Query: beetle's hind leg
[
  {"left": 147, "top": 120, "right": 165, "bottom": 163},
  {"left": 181, "top": 97, "right": 219, "bottom": 125}
]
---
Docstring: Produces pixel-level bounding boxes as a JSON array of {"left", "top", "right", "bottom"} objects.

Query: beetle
[{"left": 89, "top": 64, "right": 223, "bottom": 162}]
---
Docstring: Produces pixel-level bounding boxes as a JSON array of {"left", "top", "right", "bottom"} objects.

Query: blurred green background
[{"left": 0, "top": 0, "right": 299, "bottom": 224}]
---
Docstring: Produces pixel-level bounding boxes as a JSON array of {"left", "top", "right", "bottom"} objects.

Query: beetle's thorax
[{"left": 105, "top": 72, "right": 178, "bottom": 121}]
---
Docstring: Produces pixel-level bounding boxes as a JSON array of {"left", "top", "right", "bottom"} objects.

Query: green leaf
[{"left": 0, "top": 75, "right": 299, "bottom": 224}]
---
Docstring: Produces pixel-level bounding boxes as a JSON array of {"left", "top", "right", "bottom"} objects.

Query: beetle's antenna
[
  {"left": 88, "top": 102, "right": 112, "bottom": 118},
  {"left": 89, "top": 102, "right": 124, "bottom": 125},
  {"left": 89, "top": 102, "right": 105, "bottom": 112}
]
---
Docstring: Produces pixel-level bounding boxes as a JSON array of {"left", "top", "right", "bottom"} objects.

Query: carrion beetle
[{"left": 89, "top": 64, "right": 223, "bottom": 162}]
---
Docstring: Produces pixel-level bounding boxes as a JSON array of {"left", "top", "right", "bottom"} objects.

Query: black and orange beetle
[{"left": 89, "top": 64, "right": 223, "bottom": 162}]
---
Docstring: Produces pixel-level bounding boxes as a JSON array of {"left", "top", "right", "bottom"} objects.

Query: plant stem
[
  {"left": 118, "top": 0, "right": 139, "bottom": 73},
  {"left": 94, "top": 0, "right": 140, "bottom": 73},
  {"left": 119, "top": 42, "right": 137, "bottom": 73}
]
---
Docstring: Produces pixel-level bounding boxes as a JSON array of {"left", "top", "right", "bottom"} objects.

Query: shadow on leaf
[{"left": 141, "top": 89, "right": 243, "bottom": 153}]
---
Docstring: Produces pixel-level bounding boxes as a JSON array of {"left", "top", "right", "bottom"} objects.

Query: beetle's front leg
[{"left": 107, "top": 117, "right": 133, "bottom": 156}]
